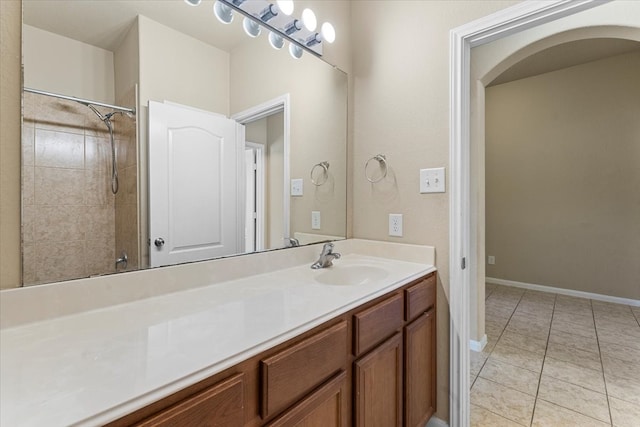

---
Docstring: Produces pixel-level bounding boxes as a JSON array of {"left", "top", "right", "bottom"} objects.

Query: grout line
[
  {"left": 591, "top": 298, "right": 614, "bottom": 426},
  {"left": 529, "top": 291, "right": 557, "bottom": 426}
]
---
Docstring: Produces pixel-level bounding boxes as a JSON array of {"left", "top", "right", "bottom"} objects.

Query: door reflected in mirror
[{"left": 19, "top": 0, "right": 347, "bottom": 286}]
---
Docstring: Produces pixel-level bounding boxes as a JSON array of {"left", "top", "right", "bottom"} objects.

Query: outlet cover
[
  {"left": 291, "top": 179, "right": 303, "bottom": 196},
  {"left": 420, "top": 167, "right": 446, "bottom": 193},
  {"left": 389, "top": 214, "right": 403, "bottom": 237},
  {"left": 311, "top": 211, "right": 321, "bottom": 230},
  {"left": 488, "top": 256, "right": 495, "bottom": 265}
]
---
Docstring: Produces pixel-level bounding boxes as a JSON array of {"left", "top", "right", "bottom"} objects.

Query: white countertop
[{"left": 1, "top": 243, "right": 435, "bottom": 427}]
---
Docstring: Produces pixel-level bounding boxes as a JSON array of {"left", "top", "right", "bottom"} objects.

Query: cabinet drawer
[
  {"left": 261, "top": 321, "right": 348, "bottom": 419},
  {"left": 135, "top": 373, "right": 244, "bottom": 427},
  {"left": 404, "top": 274, "right": 436, "bottom": 322},
  {"left": 353, "top": 293, "right": 403, "bottom": 357}
]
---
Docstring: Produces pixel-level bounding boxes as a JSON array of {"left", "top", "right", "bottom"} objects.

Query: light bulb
[
  {"left": 243, "top": 17, "right": 261, "bottom": 37},
  {"left": 276, "top": 0, "right": 294, "bottom": 16},
  {"left": 184, "top": 0, "right": 202, "bottom": 6},
  {"left": 289, "top": 43, "right": 303, "bottom": 59},
  {"left": 321, "top": 22, "right": 335, "bottom": 43},
  {"left": 269, "top": 32, "right": 285, "bottom": 49},
  {"left": 213, "top": 1, "right": 233, "bottom": 24},
  {"left": 301, "top": 8, "right": 317, "bottom": 32}
]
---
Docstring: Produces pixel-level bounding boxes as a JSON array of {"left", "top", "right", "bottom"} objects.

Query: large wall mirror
[{"left": 18, "top": 0, "right": 347, "bottom": 286}]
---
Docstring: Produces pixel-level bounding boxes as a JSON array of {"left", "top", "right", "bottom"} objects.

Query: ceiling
[
  {"left": 489, "top": 38, "right": 640, "bottom": 86},
  {"left": 22, "top": 0, "right": 248, "bottom": 53}
]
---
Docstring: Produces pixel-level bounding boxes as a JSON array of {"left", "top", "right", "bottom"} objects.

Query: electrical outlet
[
  {"left": 488, "top": 256, "right": 495, "bottom": 265},
  {"left": 291, "top": 179, "right": 303, "bottom": 196},
  {"left": 420, "top": 167, "right": 446, "bottom": 193},
  {"left": 389, "top": 214, "right": 403, "bottom": 237},
  {"left": 311, "top": 211, "right": 321, "bottom": 230}
]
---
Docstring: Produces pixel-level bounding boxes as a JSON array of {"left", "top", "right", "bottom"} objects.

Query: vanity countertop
[{"left": 0, "top": 240, "right": 435, "bottom": 427}]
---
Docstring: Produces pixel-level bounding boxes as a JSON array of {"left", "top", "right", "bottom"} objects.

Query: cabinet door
[
  {"left": 267, "top": 371, "right": 348, "bottom": 427},
  {"left": 354, "top": 333, "right": 402, "bottom": 427},
  {"left": 135, "top": 373, "right": 244, "bottom": 427},
  {"left": 404, "top": 310, "right": 436, "bottom": 427}
]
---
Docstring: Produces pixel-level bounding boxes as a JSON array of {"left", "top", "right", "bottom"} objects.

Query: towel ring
[
  {"left": 311, "top": 161, "right": 330, "bottom": 186},
  {"left": 365, "top": 154, "right": 388, "bottom": 183}
]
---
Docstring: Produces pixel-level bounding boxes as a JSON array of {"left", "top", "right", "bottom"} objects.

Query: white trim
[
  {"left": 448, "top": 2, "right": 608, "bottom": 426},
  {"left": 232, "top": 94, "right": 291, "bottom": 240},
  {"left": 469, "top": 335, "right": 487, "bottom": 353},
  {"left": 244, "top": 141, "right": 266, "bottom": 252},
  {"left": 486, "top": 278, "right": 640, "bottom": 307},
  {"left": 426, "top": 416, "right": 450, "bottom": 427}
]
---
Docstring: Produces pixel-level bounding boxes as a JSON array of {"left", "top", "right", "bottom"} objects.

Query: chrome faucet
[
  {"left": 115, "top": 251, "right": 128, "bottom": 270},
  {"left": 286, "top": 237, "right": 300, "bottom": 247},
  {"left": 311, "top": 243, "right": 341, "bottom": 269}
]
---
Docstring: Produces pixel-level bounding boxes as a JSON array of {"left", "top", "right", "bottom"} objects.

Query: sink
[{"left": 314, "top": 264, "right": 389, "bottom": 286}]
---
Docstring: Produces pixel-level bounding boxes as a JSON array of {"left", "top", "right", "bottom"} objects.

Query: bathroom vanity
[{"left": 0, "top": 240, "right": 436, "bottom": 427}]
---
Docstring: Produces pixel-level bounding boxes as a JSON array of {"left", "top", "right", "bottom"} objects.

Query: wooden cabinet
[
  {"left": 404, "top": 310, "right": 436, "bottom": 427},
  {"left": 134, "top": 373, "right": 244, "bottom": 427},
  {"left": 354, "top": 333, "right": 403, "bottom": 427},
  {"left": 266, "top": 371, "right": 348, "bottom": 427},
  {"left": 113, "top": 272, "right": 437, "bottom": 427}
]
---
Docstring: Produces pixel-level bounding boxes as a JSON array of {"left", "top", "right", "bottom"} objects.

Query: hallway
[{"left": 470, "top": 284, "right": 640, "bottom": 426}]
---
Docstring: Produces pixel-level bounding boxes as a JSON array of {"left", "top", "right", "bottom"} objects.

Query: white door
[{"left": 149, "top": 101, "right": 243, "bottom": 267}]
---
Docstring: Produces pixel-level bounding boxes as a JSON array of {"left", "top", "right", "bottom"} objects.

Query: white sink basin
[{"left": 314, "top": 264, "right": 389, "bottom": 286}]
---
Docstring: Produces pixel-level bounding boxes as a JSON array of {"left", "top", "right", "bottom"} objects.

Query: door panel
[{"left": 149, "top": 101, "right": 243, "bottom": 267}]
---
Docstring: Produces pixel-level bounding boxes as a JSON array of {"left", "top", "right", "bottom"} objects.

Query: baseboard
[
  {"left": 469, "top": 334, "right": 487, "bottom": 352},
  {"left": 486, "top": 277, "right": 640, "bottom": 307},
  {"left": 426, "top": 416, "right": 449, "bottom": 427}
]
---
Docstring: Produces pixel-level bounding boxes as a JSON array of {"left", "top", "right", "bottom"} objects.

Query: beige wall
[
  {"left": 0, "top": 0, "right": 22, "bottom": 290},
  {"left": 350, "top": 1, "right": 521, "bottom": 420},
  {"left": 486, "top": 51, "right": 640, "bottom": 300},
  {"left": 23, "top": 25, "right": 115, "bottom": 104}
]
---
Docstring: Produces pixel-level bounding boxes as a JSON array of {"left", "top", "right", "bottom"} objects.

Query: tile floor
[{"left": 470, "top": 283, "right": 640, "bottom": 427}]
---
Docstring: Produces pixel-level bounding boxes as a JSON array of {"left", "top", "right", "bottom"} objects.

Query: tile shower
[{"left": 21, "top": 90, "right": 139, "bottom": 286}]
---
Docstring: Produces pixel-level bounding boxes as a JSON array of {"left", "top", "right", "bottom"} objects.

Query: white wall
[
  {"left": 485, "top": 51, "right": 640, "bottom": 300},
  {"left": 23, "top": 25, "right": 115, "bottom": 103}
]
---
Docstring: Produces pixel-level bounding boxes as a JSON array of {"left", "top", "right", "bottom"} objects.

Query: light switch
[
  {"left": 291, "top": 179, "right": 303, "bottom": 196},
  {"left": 311, "top": 211, "right": 321, "bottom": 230},
  {"left": 420, "top": 167, "right": 446, "bottom": 193}
]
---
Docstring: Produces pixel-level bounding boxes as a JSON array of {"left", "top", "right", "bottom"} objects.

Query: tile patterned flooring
[{"left": 470, "top": 284, "right": 640, "bottom": 427}]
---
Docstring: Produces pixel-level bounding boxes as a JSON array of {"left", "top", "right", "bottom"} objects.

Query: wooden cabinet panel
[
  {"left": 354, "top": 332, "right": 403, "bottom": 427},
  {"left": 353, "top": 293, "right": 403, "bottom": 356},
  {"left": 266, "top": 371, "right": 348, "bottom": 427},
  {"left": 261, "top": 321, "right": 348, "bottom": 419},
  {"left": 404, "top": 274, "right": 436, "bottom": 322},
  {"left": 404, "top": 310, "right": 436, "bottom": 427},
  {"left": 135, "top": 373, "right": 244, "bottom": 427}
]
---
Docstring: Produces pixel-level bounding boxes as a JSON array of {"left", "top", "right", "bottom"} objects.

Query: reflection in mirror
[{"left": 19, "top": 0, "right": 347, "bottom": 286}]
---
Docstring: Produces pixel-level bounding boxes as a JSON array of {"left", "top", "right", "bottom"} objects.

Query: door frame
[
  {"left": 245, "top": 141, "right": 266, "bottom": 252},
  {"left": 448, "top": 1, "right": 608, "bottom": 425},
  {"left": 232, "top": 94, "right": 291, "bottom": 244}
]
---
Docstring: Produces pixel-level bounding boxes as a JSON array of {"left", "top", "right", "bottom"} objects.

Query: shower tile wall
[{"left": 21, "top": 92, "right": 137, "bottom": 285}]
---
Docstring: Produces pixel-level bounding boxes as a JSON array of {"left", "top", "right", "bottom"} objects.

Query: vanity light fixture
[
  {"left": 301, "top": 8, "right": 317, "bottom": 31},
  {"left": 213, "top": 1, "right": 234, "bottom": 24},
  {"left": 243, "top": 17, "right": 262, "bottom": 37},
  {"left": 276, "top": 0, "right": 294, "bottom": 16},
  {"left": 202, "top": 1, "right": 336, "bottom": 58},
  {"left": 268, "top": 32, "right": 285, "bottom": 49},
  {"left": 321, "top": 22, "right": 335, "bottom": 44}
]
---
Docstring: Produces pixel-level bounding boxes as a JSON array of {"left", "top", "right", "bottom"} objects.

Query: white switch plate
[
  {"left": 291, "top": 179, "right": 303, "bottom": 196},
  {"left": 488, "top": 256, "right": 495, "bottom": 265},
  {"left": 389, "top": 214, "right": 403, "bottom": 237},
  {"left": 311, "top": 211, "right": 321, "bottom": 230},
  {"left": 420, "top": 167, "right": 446, "bottom": 193}
]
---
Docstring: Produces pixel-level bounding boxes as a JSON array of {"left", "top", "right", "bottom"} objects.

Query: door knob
[{"left": 154, "top": 238, "right": 165, "bottom": 248}]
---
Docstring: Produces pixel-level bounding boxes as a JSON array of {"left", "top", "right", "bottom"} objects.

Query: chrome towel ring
[
  {"left": 311, "top": 161, "right": 330, "bottom": 186},
  {"left": 365, "top": 154, "right": 388, "bottom": 183}
]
